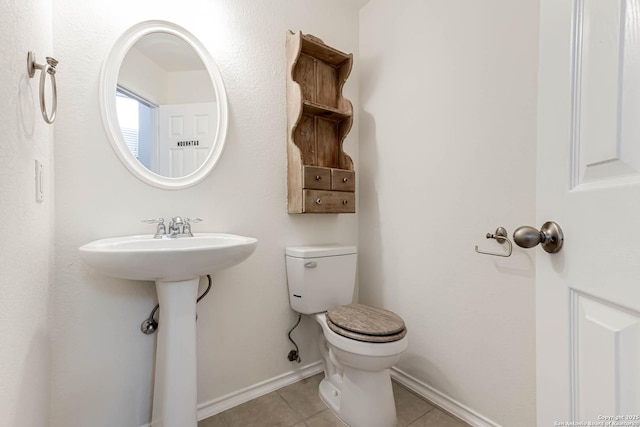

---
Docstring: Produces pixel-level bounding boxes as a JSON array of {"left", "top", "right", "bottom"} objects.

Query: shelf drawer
[
  {"left": 331, "top": 169, "right": 355, "bottom": 192},
  {"left": 303, "top": 190, "right": 355, "bottom": 213},
  {"left": 303, "top": 166, "right": 331, "bottom": 190}
]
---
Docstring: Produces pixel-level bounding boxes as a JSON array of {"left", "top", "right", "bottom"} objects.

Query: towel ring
[{"left": 27, "top": 51, "right": 58, "bottom": 124}]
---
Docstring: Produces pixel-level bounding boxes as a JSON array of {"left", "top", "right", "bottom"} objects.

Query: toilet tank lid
[{"left": 285, "top": 245, "right": 357, "bottom": 258}]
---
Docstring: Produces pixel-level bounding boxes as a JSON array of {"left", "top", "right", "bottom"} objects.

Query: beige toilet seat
[{"left": 326, "top": 304, "right": 407, "bottom": 343}]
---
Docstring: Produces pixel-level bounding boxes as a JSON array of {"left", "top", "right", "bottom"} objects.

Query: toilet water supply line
[
  {"left": 287, "top": 314, "right": 302, "bottom": 363},
  {"left": 140, "top": 274, "right": 213, "bottom": 334}
]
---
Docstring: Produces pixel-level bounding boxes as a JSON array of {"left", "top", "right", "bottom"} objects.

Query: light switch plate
[{"left": 35, "top": 160, "right": 44, "bottom": 202}]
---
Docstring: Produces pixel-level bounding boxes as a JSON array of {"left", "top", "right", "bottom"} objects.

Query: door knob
[{"left": 513, "top": 221, "right": 564, "bottom": 253}]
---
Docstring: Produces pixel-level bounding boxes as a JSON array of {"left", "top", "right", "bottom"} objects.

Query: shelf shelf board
[
  {"left": 301, "top": 36, "right": 351, "bottom": 66},
  {"left": 302, "top": 101, "right": 351, "bottom": 121}
]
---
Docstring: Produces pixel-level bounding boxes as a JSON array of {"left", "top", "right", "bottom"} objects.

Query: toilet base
[
  {"left": 318, "top": 374, "right": 342, "bottom": 417},
  {"left": 318, "top": 362, "right": 398, "bottom": 427}
]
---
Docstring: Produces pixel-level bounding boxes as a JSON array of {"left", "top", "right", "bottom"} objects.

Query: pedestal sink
[{"left": 79, "top": 233, "right": 258, "bottom": 427}]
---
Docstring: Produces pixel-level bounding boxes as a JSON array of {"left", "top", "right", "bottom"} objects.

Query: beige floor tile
[
  {"left": 198, "top": 413, "right": 227, "bottom": 427},
  {"left": 220, "top": 391, "right": 303, "bottom": 427},
  {"left": 304, "top": 409, "right": 348, "bottom": 427},
  {"left": 278, "top": 374, "right": 327, "bottom": 418},
  {"left": 392, "top": 382, "right": 435, "bottom": 427},
  {"left": 407, "top": 408, "right": 468, "bottom": 427},
  {"left": 199, "top": 377, "right": 470, "bottom": 427}
]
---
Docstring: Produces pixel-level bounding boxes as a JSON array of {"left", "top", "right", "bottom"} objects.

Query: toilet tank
[{"left": 285, "top": 245, "right": 357, "bottom": 314}]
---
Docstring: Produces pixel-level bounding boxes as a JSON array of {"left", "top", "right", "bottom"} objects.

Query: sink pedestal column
[{"left": 151, "top": 278, "right": 199, "bottom": 427}]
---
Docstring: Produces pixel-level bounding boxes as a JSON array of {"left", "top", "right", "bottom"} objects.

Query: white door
[
  {"left": 158, "top": 102, "right": 217, "bottom": 177},
  {"left": 538, "top": 0, "right": 640, "bottom": 424}
]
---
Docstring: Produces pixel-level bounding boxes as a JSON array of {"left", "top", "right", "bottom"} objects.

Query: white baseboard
[
  {"left": 197, "top": 360, "right": 324, "bottom": 421},
  {"left": 390, "top": 367, "right": 501, "bottom": 427},
  {"left": 141, "top": 362, "right": 499, "bottom": 427}
]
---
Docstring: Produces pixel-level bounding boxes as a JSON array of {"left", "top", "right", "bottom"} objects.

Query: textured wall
[
  {"left": 358, "top": 1, "right": 538, "bottom": 426},
  {"left": 2, "top": 1, "right": 540, "bottom": 425},
  {"left": 51, "top": 1, "right": 360, "bottom": 426},
  {"left": 0, "top": 0, "right": 53, "bottom": 426}
]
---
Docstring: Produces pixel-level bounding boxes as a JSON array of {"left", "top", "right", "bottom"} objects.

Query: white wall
[
  {"left": 0, "top": 0, "right": 53, "bottom": 426},
  {"left": 167, "top": 70, "right": 215, "bottom": 104},
  {"left": 0, "top": 2, "right": 539, "bottom": 425},
  {"left": 120, "top": 50, "right": 216, "bottom": 105},
  {"left": 119, "top": 47, "right": 168, "bottom": 105},
  {"left": 358, "top": 1, "right": 538, "bottom": 426},
  {"left": 51, "top": 1, "right": 360, "bottom": 426}
]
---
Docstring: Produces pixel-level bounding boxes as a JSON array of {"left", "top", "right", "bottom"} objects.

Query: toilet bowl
[
  {"left": 285, "top": 245, "right": 408, "bottom": 427},
  {"left": 314, "top": 312, "right": 408, "bottom": 427}
]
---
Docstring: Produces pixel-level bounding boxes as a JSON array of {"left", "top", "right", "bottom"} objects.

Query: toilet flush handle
[{"left": 304, "top": 262, "right": 317, "bottom": 268}]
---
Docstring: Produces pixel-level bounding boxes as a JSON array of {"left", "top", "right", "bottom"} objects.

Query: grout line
[
  {"left": 274, "top": 392, "right": 305, "bottom": 426},
  {"left": 202, "top": 371, "right": 469, "bottom": 427},
  {"left": 276, "top": 373, "right": 328, "bottom": 422}
]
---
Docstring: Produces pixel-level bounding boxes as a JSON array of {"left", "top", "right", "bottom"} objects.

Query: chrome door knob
[{"left": 513, "top": 221, "right": 564, "bottom": 253}]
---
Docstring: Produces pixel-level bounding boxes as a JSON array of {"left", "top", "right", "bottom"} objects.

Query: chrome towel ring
[{"left": 27, "top": 51, "right": 58, "bottom": 124}]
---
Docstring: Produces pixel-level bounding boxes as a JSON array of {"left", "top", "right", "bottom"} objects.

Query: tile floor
[{"left": 199, "top": 374, "right": 470, "bottom": 427}]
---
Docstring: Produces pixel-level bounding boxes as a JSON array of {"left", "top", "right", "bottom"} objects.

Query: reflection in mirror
[
  {"left": 117, "top": 33, "right": 217, "bottom": 178},
  {"left": 100, "top": 21, "right": 228, "bottom": 190}
]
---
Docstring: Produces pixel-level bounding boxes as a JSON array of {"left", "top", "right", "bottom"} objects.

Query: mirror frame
[{"left": 100, "top": 20, "right": 229, "bottom": 190}]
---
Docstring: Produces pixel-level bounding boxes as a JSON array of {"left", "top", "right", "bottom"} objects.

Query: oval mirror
[{"left": 100, "top": 21, "right": 228, "bottom": 189}]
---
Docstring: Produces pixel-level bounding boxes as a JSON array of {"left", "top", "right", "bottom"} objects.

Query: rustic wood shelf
[
  {"left": 300, "top": 35, "right": 350, "bottom": 66},
  {"left": 302, "top": 101, "right": 351, "bottom": 121},
  {"left": 286, "top": 30, "right": 355, "bottom": 214}
]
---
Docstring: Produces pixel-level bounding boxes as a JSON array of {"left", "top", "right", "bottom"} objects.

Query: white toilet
[{"left": 285, "top": 245, "right": 408, "bottom": 427}]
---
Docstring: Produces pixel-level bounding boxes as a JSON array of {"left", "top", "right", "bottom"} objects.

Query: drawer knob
[
  {"left": 315, "top": 198, "right": 322, "bottom": 205},
  {"left": 342, "top": 200, "right": 348, "bottom": 205},
  {"left": 315, "top": 175, "right": 322, "bottom": 181},
  {"left": 343, "top": 177, "right": 348, "bottom": 183}
]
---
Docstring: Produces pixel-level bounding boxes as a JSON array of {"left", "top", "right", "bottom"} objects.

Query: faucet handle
[
  {"left": 141, "top": 218, "right": 165, "bottom": 224},
  {"left": 183, "top": 218, "right": 202, "bottom": 237},
  {"left": 142, "top": 218, "right": 166, "bottom": 238}
]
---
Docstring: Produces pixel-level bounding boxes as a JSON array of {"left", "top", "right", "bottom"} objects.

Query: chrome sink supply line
[
  {"left": 141, "top": 274, "right": 213, "bottom": 335},
  {"left": 27, "top": 51, "right": 58, "bottom": 124}
]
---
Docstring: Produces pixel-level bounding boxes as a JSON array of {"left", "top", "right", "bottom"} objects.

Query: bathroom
[{"left": 5, "top": 0, "right": 636, "bottom": 426}]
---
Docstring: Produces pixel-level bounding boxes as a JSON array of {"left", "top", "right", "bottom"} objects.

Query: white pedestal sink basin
[{"left": 79, "top": 233, "right": 258, "bottom": 427}]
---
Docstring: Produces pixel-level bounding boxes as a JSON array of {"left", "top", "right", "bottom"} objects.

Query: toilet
[{"left": 285, "top": 245, "right": 408, "bottom": 427}]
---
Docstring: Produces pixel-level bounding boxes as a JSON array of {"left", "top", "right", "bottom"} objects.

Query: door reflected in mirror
[{"left": 117, "top": 32, "right": 217, "bottom": 178}]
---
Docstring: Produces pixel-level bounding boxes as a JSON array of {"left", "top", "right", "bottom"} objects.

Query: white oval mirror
[{"left": 100, "top": 21, "right": 228, "bottom": 189}]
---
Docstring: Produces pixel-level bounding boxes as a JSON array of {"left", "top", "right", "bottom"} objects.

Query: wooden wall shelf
[{"left": 286, "top": 30, "right": 355, "bottom": 214}]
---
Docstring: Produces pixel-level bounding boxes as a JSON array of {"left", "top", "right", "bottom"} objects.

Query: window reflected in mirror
[{"left": 116, "top": 88, "right": 157, "bottom": 171}]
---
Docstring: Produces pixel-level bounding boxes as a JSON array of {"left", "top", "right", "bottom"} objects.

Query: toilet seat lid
[{"left": 326, "top": 304, "right": 407, "bottom": 343}]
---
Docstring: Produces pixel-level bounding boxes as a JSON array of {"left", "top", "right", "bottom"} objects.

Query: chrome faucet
[
  {"left": 142, "top": 217, "right": 202, "bottom": 238},
  {"left": 168, "top": 216, "right": 185, "bottom": 236}
]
